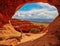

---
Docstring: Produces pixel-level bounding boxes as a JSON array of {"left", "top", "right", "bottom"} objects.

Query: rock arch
[
  {"left": 0, "top": 0, "right": 60, "bottom": 34},
  {"left": 0, "top": 0, "right": 60, "bottom": 46}
]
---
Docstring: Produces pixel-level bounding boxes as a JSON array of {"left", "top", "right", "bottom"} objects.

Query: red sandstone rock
[{"left": 10, "top": 18, "right": 45, "bottom": 33}]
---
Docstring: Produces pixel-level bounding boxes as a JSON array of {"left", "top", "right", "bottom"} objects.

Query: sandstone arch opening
[
  {"left": 12, "top": 2, "right": 58, "bottom": 31},
  {"left": 8, "top": 3, "right": 59, "bottom": 44}
]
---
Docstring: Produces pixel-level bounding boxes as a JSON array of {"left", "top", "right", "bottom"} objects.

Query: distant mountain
[{"left": 19, "top": 19, "right": 54, "bottom": 22}]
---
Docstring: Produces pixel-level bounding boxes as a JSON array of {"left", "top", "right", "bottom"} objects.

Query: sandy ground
[
  {"left": 32, "top": 22, "right": 49, "bottom": 27},
  {"left": 0, "top": 22, "right": 49, "bottom": 46},
  {"left": 18, "top": 22, "right": 49, "bottom": 44}
]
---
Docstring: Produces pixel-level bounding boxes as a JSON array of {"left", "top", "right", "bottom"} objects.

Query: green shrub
[{"left": 29, "top": 28, "right": 41, "bottom": 33}]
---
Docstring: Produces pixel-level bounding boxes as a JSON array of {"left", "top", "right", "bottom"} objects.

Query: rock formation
[{"left": 0, "top": 0, "right": 60, "bottom": 46}]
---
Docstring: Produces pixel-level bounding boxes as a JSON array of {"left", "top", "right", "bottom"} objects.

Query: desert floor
[{"left": 32, "top": 21, "right": 50, "bottom": 27}]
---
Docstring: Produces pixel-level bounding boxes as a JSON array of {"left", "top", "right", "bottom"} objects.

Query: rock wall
[{"left": 48, "top": 0, "right": 60, "bottom": 43}]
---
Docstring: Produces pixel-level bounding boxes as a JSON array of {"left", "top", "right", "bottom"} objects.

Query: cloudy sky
[{"left": 12, "top": 2, "right": 58, "bottom": 20}]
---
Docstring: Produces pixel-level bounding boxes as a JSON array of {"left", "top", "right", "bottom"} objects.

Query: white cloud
[
  {"left": 12, "top": 2, "right": 58, "bottom": 20},
  {"left": 13, "top": 9, "right": 58, "bottom": 19}
]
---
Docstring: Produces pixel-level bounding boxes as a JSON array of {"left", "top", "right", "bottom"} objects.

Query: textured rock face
[
  {"left": 48, "top": 16, "right": 60, "bottom": 42},
  {"left": 48, "top": 16, "right": 60, "bottom": 32},
  {"left": 0, "top": 0, "right": 24, "bottom": 23},
  {"left": 48, "top": 0, "right": 60, "bottom": 43}
]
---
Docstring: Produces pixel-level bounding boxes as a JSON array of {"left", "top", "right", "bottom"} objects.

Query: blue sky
[
  {"left": 19, "top": 2, "right": 57, "bottom": 11},
  {"left": 13, "top": 2, "right": 58, "bottom": 21},
  {"left": 19, "top": 3, "right": 43, "bottom": 11}
]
